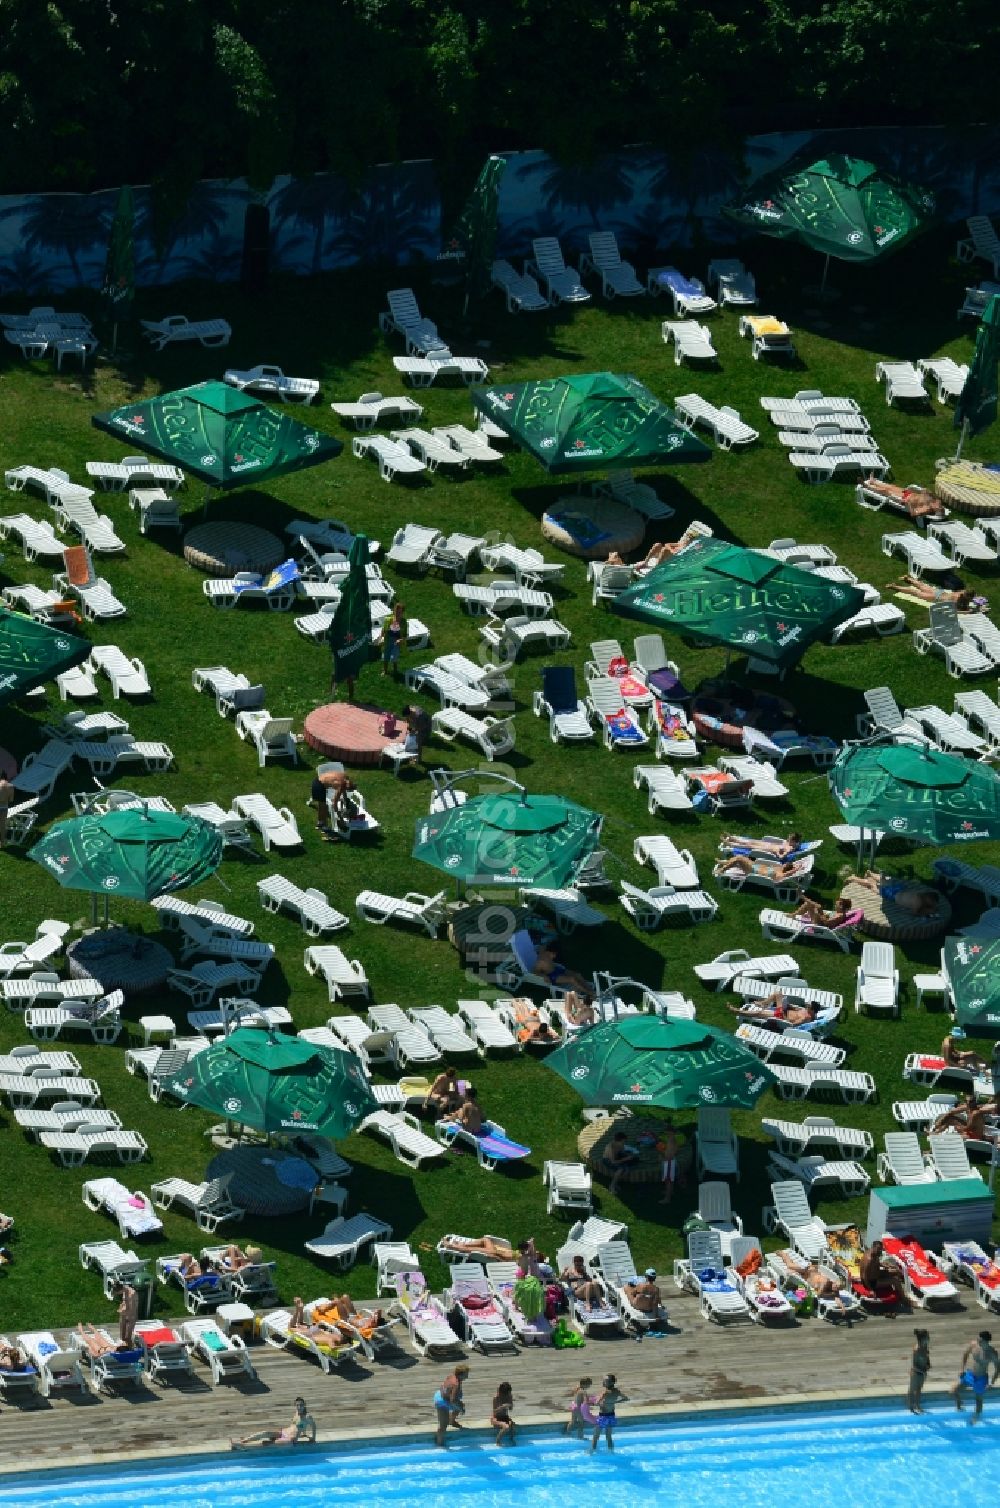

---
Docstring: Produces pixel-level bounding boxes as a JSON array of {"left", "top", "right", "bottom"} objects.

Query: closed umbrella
[
  {"left": 544, "top": 1016, "right": 776, "bottom": 1111},
  {"left": 723, "top": 151, "right": 936, "bottom": 290},
  {"left": 0, "top": 608, "right": 91, "bottom": 705},
  {"left": 954, "top": 293, "right": 1000, "bottom": 459},
  {"left": 450, "top": 154, "right": 507, "bottom": 313},
  {"left": 92, "top": 380, "right": 342, "bottom": 495},
  {"left": 101, "top": 185, "right": 135, "bottom": 353},
  {"left": 943, "top": 936, "right": 1000, "bottom": 1036},
  {"left": 829, "top": 743, "right": 1000, "bottom": 846},
  {"left": 614, "top": 537, "right": 865, "bottom": 671},
  {"left": 471, "top": 372, "right": 710, "bottom": 474},
  {"left": 327, "top": 532, "right": 372, "bottom": 694},
  {"left": 159, "top": 1027, "right": 377, "bottom": 1139},
  {"left": 413, "top": 786, "right": 602, "bottom": 888}
]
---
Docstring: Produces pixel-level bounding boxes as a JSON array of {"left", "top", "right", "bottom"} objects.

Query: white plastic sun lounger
[
  {"left": 694, "top": 949, "right": 798, "bottom": 989},
  {"left": 232, "top": 793, "right": 302, "bottom": 850},
  {"left": 456, "top": 999, "right": 518, "bottom": 1055},
  {"left": 619, "top": 879, "right": 718, "bottom": 927},
  {"left": 141, "top": 315, "right": 231, "bottom": 349},
  {"left": 707, "top": 259, "right": 758, "bottom": 306},
  {"left": 881, "top": 530, "right": 953, "bottom": 576},
  {"left": 762, "top": 1116, "right": 873, "bottom": 1160},
  {"left": 632, "top": 763, "right": 694, "bottom": 814},
  {"left": 661, "top": 320, "right": 717, "bottom": 364},
  {"left": 580, "top": 232, "right": 645, "bottom": 299},
  {"left": 360, "top": 1109, "right": 447, "bottom": 1169},
  {"left": 769, "top": 1063, "right": 877, "bottom": 1102},
  {"left": 491, "top": 259, "right": 549, "bottom": 312},
  {"left": 18, "top": 1332, "right": 87, "bottom": 1396},
  {"left": 633, "top": 834, "right": 700, "bottom": 889},
  {"left": 39, "top": 1124, "right": 148, "bottom": 1166},
  {"left": 82, "top": 1176, "right": 163, "bottom": 1238},
  {"left": 304, "top": 945, "right": 370, "bottom": 1001},
  {"left": 355, "top": 889, "right": 447, "bottom": 937},
  {"left": 305, "top": 1214, "right": 393, "bottom": 1269},
  {"left": 875, "top": 360, "right": 932, "bottom": 406},
  {"left": 673, "top": 393, "right": 759, "bottom": 449},
  {"left": 256, "top": 876, "right": 348, "bottom": 936},
  {"left": 0, "top": 512, "right": 65, "bottom": 561},
  {"left": 330, "top": 391, "right": 424, "bottom": 430},
  {"left": 224, "top": 365, "right": 318, "bottom": 403},
  {"left": 393, "top": 352, "right": 489, "bottom": 386},
  {"left": 673, "top": 1231, "right": 750, "bottom": 1323},
  {"left": 766, "top": 1150, "right": 869, "bottom": 1197},
  {"left": 527, "top": 237, "right": 591, "bottom": 304},
  {"left": 179, "top": 1317, "right": 255, "bottom": 1383}
]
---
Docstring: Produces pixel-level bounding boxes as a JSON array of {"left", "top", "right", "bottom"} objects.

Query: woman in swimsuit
[
  {"left": 289, "top": 1295, "right": 345, "bottom": 1345},
  {"left": 563, "top": 991, "right": 596, "bottom": 1028},
  {"left": 722, "top": 831, "right": 802, "bottom": 859},
  {"left": 714, "top": 856, "right": 804, "bottom": 881},
  {"left": 381, "top": 602, "right": 406, "bottom": 678},
  {"left": 891, "top": 574, "right": 979, "bottom": 611},
  {"left": 442, "top": 1235, "right": 515, "bottom": 1261},
  {"left": 591, "top": 1373, "right": 628, "bottom": 1453},
  {"left": 492, "top": 1382, "right": 516, "bottom": 1445},
  {"left": 232, "top": 1398, "right": 316, "bottom": 1449},
  {"left": 942, "top": 1035, "right": 991, "bottom": 1073},
  {"left": 793, "top": 894, "right": 851, "bottom": 928},
  {"left": 566, "top": 1377, "right": 594, "bottom": 1437},
  {"left": 560, "top": 1254, "right": 605, "bottom": 1310}
]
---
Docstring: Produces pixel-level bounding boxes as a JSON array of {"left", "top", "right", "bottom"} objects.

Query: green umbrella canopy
[
  {"left": 29, "top": 807, "right": 223, "bottom": 900},
  {"left": 451, "top": 154, "right": 507, "bottom": 309},
  {"left": 955, "top": 293, "right": 1000, "bottom": 441},
  {"left": 91, "top": 381, "right": 342, "bottom": 490},
  {"left": 412, "top": 791, "right": 602, "bottom": 888},
  {"left": 544, "top": 1016, "right": 776, "bottom": 1110},
  {"left": 328, "top": 532, "right": 372, "bottom": 684},
  {"left": 829, "top": 743, "right": 1000, "bottom": 845},
  {"left": 722, "top": 152, "right": 936, "bottom": 263},
  {"left": 159, "top": 1027, "right": 377, "bottom": 1138},
  {"left": 614, "top": 537, "right": 866, "bottom": 669},
  {"left": 0, "top": 608, "right": 91, "bottom": 705},
  {"left": 944, "top": 936, "right": 1000, "bottom": 1035},
  {"left": 470, "top": 372, "right": 711, "bottom": 474}
]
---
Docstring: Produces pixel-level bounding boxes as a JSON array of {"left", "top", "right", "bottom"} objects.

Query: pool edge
[{"left": 0, "top": 1385, "right": 943, "bottom": 1480}]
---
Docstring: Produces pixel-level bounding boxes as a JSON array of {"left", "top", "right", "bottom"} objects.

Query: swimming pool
[{"left": 0, "top": 1403, "right": 997, "bottom": 1508}]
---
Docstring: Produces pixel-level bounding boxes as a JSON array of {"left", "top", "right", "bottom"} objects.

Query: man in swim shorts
[{"left": 953, "top": 1330, "right": 999, "bottom": 1421}]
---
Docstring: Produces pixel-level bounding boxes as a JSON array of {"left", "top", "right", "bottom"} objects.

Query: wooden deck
[{"left": 0, "top": 1293, "right": 987, "bottom": 1474}]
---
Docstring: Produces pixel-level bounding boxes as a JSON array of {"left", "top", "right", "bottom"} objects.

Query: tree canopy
[{"left": 0, "top": 0, "right": 996, "bottom": 198}]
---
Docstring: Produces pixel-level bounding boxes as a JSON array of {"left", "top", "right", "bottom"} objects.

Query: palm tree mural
[
  {"left": 268, "top": 173, "right": 355, "bottom": 276},
  {"left": 0, "top": 243, "right": 44, "bottom": 296},
  {"left": 154, "top": 181, "right": 250, "bottom": 282},
  {"left": 18, "top": 194, "right": 106, "bottom": 288},
  {"left": 178, "top": 232, "right": 244, "bottom": 284},
  {"left": 520, "top": 153, "right": 634, "bottom": 237},
  {"left": 326, "top": 168, "right": 439, "bottom": 268}
]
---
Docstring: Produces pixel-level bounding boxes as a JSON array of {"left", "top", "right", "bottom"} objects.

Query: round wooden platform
[
  {"left": 577, "top": 1113, "right": 693, "bottom": 1186},
  {"left": 183, "top": 521, "right": 284, "bottom": 576},
  {"left": 67, "top": 928, "right": 173, "bottom": 994},
  {"left": 934, "top": 463, "right": 1000, "bottom": 517},
  {"left": 303, "top": 701, "right": 408, "bottom": 767},
  {"left": 0, "top": 746, "right": 17, "bottom": 779},
  {"left": 840, "top": 878, "right": 951, "bottom": 941},
  {"left": 541, "top": 496, "right": 645, "bottom": 559}
]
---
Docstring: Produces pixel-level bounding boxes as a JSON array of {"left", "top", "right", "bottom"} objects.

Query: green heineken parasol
[
  {"left": 413, "top": 788, "right": 602, "bottom": 888},
  {"left": 92, "top": 381, "right": 342, "bottom": 491},
  {"left": 614, "top": 537, "right": 866, "bottom": 670},
  {"left": 450, "top": 154, "right": 507, "bottom": 312},
  {"left": 101, "top": 185, "right": 135, "bottom": 353},
  {"left": 327, "top": 532, "right": 372, "bottom": 687},
  {"left": 159, "top": 1027, "right": 377, "bottom": 1138},
  {"left": 829, "top": 743, "right": 1000, "bottom": 846},
  {"left": 954, "top": 294, "right": 1000, "bottom": 458},
  {"left": 29, "top": 807, "right": 223, "bottom": 900},
  {"left": 0, "top": 608, "right": 91, "bottom": 705},
  {"left": 470, "top": 372, "right": 710, "bottom": 474},
  {"left": 544, "top": 1016, "right": 776, "bottom": 1110},
  {"left": 723, "top": 152, "right": 936, "bottom": 288},
  {"left": 943, "top": 936, "right": 1000, "bottom": 1035}
]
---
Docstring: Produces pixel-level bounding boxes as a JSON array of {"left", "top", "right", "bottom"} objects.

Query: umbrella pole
[
  {"left": 954, "top": 418, "right": 969, "bottom": 463},
  {"left": 820, "top": 255, "right": 830, "bottom": 295}
]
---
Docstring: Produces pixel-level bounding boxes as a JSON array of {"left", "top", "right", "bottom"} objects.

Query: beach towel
[
  {"left": 882, "top": 1236, "right": 950, "bottom": 1291},
  {"left": 647, "top": 667, "right": 689, "bottom": 699},
  {"left": 952, "top": 1247, "right": 1000, "bottom": 1290},
  {"left": 478, "top": 1125, "right": 531, "bottom": 1162},
  {"left": 138, "top": 1327, "right": 177, "bottom": 1348},
  {"left": 605, "top": 711, "right": 644, "bottom": 744},
  {"left": 654, "top": 702, "right": 690, "bottom": 742}
]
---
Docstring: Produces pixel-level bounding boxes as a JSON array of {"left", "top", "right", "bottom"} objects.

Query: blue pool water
[{"left": 0, "top": 1404, "right": 997, "bottom": 1508}]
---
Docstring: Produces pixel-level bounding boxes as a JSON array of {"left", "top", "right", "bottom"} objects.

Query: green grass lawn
[{"left": 1, "top": 232, "right": 998, "bottom": 1331}]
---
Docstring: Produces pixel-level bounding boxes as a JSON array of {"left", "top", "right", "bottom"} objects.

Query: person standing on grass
[
  {"left": 116, "top": 1280, "right": 138, "bottom": 1345},
  {"left": 908, "top": 1328, "right": 931, "bottom": 1414},
  {"left": 491, "top": 1381, "right": 516, "bottom": 1445},
  {"left": 434, "top": 1363, "right": 469, "bottom": 1446},
  {"left": 953, "top": 1330, "right": 999, "bottom": 1422},
  {"left": 591, "top": 1373, "right": 628, "bottom": 1453},
  {"left": 381, "top": 602, "right": 406, "bottom": 678},
  {"left": 0, "top": 774, "right": 15, "bottom": 849}
]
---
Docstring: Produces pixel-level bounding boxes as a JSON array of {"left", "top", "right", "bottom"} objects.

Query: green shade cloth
[
  {"left": 29, "top": 808, "right": 223, "bottom": 899},
  {"left": 92, "top": 380, "right": 342, "bottom": 490},
  {"left": 101, "top": 185, "right": 135, "bottom": 323},
  {"left": 723, "top": 152, "right": 936, "bottom": 262},
  {"left": 451, "top": 154, "right": 507, "bottom": 308},
  {"left": 944, "top": 936, "right": 1000, "bottom": 1034},
  {"left": 159, "top": 1027, "right": 377, "bottom": 1138},
  {"left": 829, "top": 743, "right": 1000, "bottom": 845},
  {"left": 0, "top": 608, "right": 91, "bottom": 705},
  {"left": 412, "top": 791, "right": 602, "bottom": 887},
  {"left": 614, "top": 537, "right": 866, "bottom": 669},
  {"left": 471, "top": 372, "right": 710, "bottom": 474},
  {"left": 956, "top": 294, "right": 1000, "bottom": 439},
  {"left": 328, "top": 532, "right": 372, "bottom": 683},
  {"left": 544, "top": 1015, "right": 776, "bottom": 1110}
]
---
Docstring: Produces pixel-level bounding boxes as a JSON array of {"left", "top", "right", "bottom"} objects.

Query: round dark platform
[
  {"left": 541, "top": 496, "right": 645, "bottom": 559},
  {"left": 303, "top": 702, "right": 408, "bottom": 767},
  {"left": 67, "top": 928, "right": 173, "bottom": 994},
  {"left": 0, "top": 747, "right": 17, "bottom": 779},
  {"left": 183, "top": 522, "right": 284, "bottom": 576},
  {"left": 207, "top": 1146, "right": 317, "bottom": 1216}
]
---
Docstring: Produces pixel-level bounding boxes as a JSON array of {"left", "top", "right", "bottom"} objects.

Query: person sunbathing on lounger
[
  {"left": 441, "top": 1086, "right": 485, "bottom": 1135},
  {"left": 213, "top": 1244, "right": 261, "bottom": 1272},
  {"left": 727, "top": 990, "right": 818, "bottom": 1027},
  {"left": 560, "top": 1254, "right": 606, "bottom": 1310},
  {"left": 855, "top": 871, "right": 942, "bottom": 916},
  {"left": 626, "top": 1269, "right": 663, "bottom": 1315},
  {"left": 289, "top": 1295, "right": 345, "bottom": 1345},
  {"left": 780, "top": 1252, "right": 850, "bottom": 1313},
  {"left": 509, "top": 999, "right": 560, "bottom": 1045},
  {"left": 714, "top": 856, "right": 805, "bottom": 882},
  {"left": 512, "top": 930, "right": 594, "bottom": 1001},
  {"left": 864, "top": 479, "right": 946, "bottom": 521},
  {"left": 75, "top": 1323, "right": 132, "bottom": 1358},
  {"left": 0, "top": 1343, "right": 27, "bottom": 1369},
  {"left": 722, "top": 832, "right": 803, "bottom": 859},
  {"left": 312, "top": 1294, "right": 386, "bottom": 1334},
  {"left": 173, "top": 1253, "right": 204, "bottom": 1280},
  {"left": 890, "top": 574, "right": 980, "bottom": 612},
  {"left": 793, "top": 894, "right": 852, "bottom": 928},
  {"left": 859, "top": 1240, "right": 907, "bottom": 1303},
  {"left": 942, "top": 1035, "right": 992, "bottom": 1073},
  {"left": 931, "top": 1095, "right": 999, "bottom": 1139},
  {"left": 607, "top": 526, "right": 704, "bottom": 572},
  {"left": 441, "top": 1235, "right": 516, "bottom": 1261}
]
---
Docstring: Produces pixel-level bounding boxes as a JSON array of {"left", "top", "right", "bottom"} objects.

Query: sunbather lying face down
[
  {"left": 864, "top": 479, "right": 945, "bottom": 520},
  {"left": 778, "top": 1252, "right": 848, "bottom": 1309},
  {"left": 714, "top": 856, "right": 804, "bottom": 880},
  {"left": 289, "top": 1295, "right": 344, "bottom": 1344},
  {"left": 722, "top": 831, "right": 802, "bottom": 858},
  {"left": 442, "top": 1235, "right": 516, "bottom": 1261},
  {"left": 891, "top": 574, "right": 980, "bottom": 611},
  {"left": 729, "top": 990, "right": 817, "bottom": 1026},
  {"left": 75, "top": 1322, "right": 132, "bottom": 1358}
]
